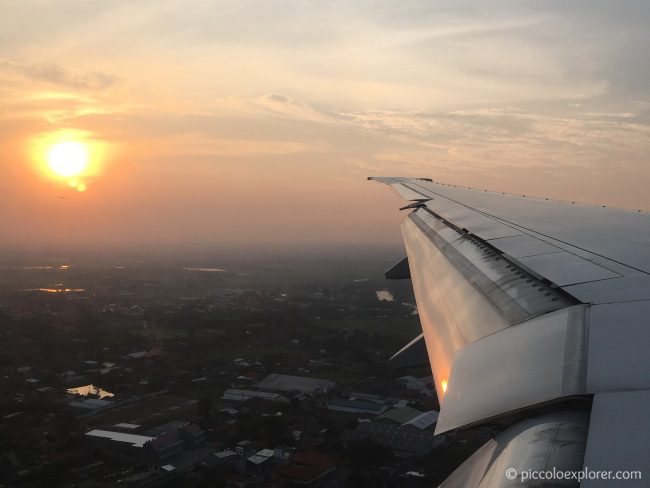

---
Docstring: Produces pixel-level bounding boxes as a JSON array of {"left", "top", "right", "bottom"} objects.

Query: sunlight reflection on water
[
  {"left": 376, "top": 290, "right": 394, "bottom": 302},
  {"left": 66, "top": 384, "right": 114, "bottom": 399}
]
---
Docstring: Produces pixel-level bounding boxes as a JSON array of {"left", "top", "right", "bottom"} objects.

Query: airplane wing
[{"left": 370, "top": 176, "right": 650, "bottom": 487}]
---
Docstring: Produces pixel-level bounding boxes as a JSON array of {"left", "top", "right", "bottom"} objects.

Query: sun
[
  {"left": 46, "top": 141, "right": 89, "bottom": 178},
  {"left": 31, "top": 130, "right": 110, "bottom": 192}
]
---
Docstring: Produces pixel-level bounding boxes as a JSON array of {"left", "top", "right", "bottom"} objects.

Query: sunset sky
[{"left": 2, "top": 1, "right": 649, "bottom": 250}]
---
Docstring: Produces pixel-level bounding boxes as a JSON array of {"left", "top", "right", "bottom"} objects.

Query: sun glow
[
  {"left": 32, "top": 130, "right": 108, "bottom": 192},
  {"left": 47, "top": 141, "right": 89, "bottom": 177}
]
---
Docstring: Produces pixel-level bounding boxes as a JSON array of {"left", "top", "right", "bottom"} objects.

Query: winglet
[
  {"left": 385, "top": 257, "right": 410, "bottom": 280},
  {"left": 388, "top": 333, "right": 429, "bottom": 368}
]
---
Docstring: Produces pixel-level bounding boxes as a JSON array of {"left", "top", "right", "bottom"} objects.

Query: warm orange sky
[{"left": 2, "top": 1, "right": 649, "bottom": 250}]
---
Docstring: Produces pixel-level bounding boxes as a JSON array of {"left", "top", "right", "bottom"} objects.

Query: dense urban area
[{"left": 0, "top": 248, "right": 494, "bottom": 487}]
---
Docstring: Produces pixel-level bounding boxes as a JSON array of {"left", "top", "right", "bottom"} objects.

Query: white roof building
[
  {"left": 214, "top": 449, "right": 237, "bottom": 459},
  {"left": 113, "top": 423, "right": 141, "bottom": 431},
  {"left": 85, "top": 429, "right": 153, "bottom": 448},
  {"left": 404, "top": 410, "right": 439, "bottom": 430},
  {"left": 247, "top": 449, "right": 275, "bottom": 465},
  {"left": 127, "top": 351, "right": 147, "bottom": 359}
]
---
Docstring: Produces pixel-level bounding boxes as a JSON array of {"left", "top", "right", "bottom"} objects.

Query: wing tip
[{"left": 367, "top": 176, "right": 434, "bottom": 182}]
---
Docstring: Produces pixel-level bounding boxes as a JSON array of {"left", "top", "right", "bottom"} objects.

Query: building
[
  {"left": 178, "top": 423, "right": 205, "bottom": 448},
  {"left": 213, "top": 449, "right": 238, "bottom": 464},
  {"left": 341, "top": 422, "right": 442, "bottom": 457},
  {"left": 404, "top": 410, "right": 439, "bottom": 430},
  {"left": 85, "top": 428, "right": 185, "bottom": 465},
  {"left": 236, "top": 440, "right": 254, "bottom": 457},
  {"left": 69, "top": 398, "right": 113, "bottom": 412},
  {"left": 143, "top": 420, "right": 205, "bottom": 450},
  {"left": 127, "top": 351, "right": 147, "bottom": 359},
  {"left": 112, "top": 422, "right": 142, "bottom": 433},
  {"left": 396, "top": 376, "right": 435, "bottom": 395},
  {"left": 273, "top": 447, "right": 293, "bottom": 463},
  {"left": 85, "top": 429, "right": 153, "bottom": 461},
  {"left": 222, "top": 388, "right": 289, "bottom": 403},
  {"left": 253, "top": 374, "right": 335, "bottom": 394},
  {"left": 146, "top": 420, "right": 188, "bottom": 437},
  {"left": 377, "top": 407, "right": 423, "bottom": 424},
  {"left": 62, "top": 370, "right": 84, "bottom": 385},
  {"left": 247, "top": 448, "right": 275, "bottom": 471},
  {"left": 144, "top": 431, "right": 184, "bottom": 465},
  {"left": 327, "top": 398, "right": 387, "bottom": 415},
  {"left": 273, "top": 452, "right": 336, "bottom": 485}
]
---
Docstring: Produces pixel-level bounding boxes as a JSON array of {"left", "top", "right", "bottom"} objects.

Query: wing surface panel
[{"left": 371, "top": 176, "right": 650, "bottom": 302}]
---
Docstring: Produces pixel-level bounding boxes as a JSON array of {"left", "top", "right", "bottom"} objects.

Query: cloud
[
  {"left": 2, "top": 1, "right": 650, "bottom": 247},
  {"left": 0, "top": 58, "right": 117, "bottom": 90}
]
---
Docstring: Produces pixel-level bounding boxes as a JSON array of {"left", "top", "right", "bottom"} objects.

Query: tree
[
  {"left": 198, "top": 397, "right": 213, "bottom": 418},
  {"left": 346, "top": 438, "right": 394, "bottom": 468}
]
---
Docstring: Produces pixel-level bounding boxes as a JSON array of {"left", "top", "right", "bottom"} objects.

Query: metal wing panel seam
[{"left": 417, "top": 183, "right": 648, "bottom": 277}]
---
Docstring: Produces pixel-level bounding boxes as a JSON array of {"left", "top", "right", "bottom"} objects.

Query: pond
[
  {"left": 376, "top": 290, "right": 395, "bottom": 302},
  {"left": 66, "top": 384, "right": 114, "bottom": 399}
]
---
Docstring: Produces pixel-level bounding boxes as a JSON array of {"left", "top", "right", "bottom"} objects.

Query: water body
[
  {"left": 21, "top": 288, "right": 85, "bottom": 293},
  {"left": 183, "top": 267, "right": 227, "bottom": 272},
  {"left": 67, "top": 384, "right": 114, "bottom": 399},
  {"left": 376, "top": 290, "right": 394, "bottom": 302},
  {"left": 402, "top": 302, "right": 419, "bottom": 316}
]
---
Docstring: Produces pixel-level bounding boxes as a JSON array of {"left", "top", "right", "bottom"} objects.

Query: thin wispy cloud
[{"left": 0, "top": 58, "right": 117, "bottom": 90}]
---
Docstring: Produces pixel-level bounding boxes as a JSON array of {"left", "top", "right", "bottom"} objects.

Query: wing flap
[{"left": 516, "top": 251, "right": 621, "bottom": 286}]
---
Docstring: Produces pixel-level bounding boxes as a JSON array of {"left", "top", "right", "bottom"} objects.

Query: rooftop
[
  {"left": 147, "top": 431, "right": 181, "bottom": 451},
  {"left": 69, "top": 398, "right": 113, "bottom": 410},
  {"left": 179, "top": 423, "right": 204, "bottom": 436},
  {"left": 254, "top": 373, "right": 335, "bottom": 394},
  {"left": 378, "top": 407, "right": 422, "bottom": 424},
  {"left": 214, "top": 450, "right": 237, "bottom": 459},
  {"left": 248, "top": 449, "right": 275, "bottom": 465},
  {"left": 328, "top": 398, "right": 386, "bottom": 413},
  {"left": 222, "top": 388, "right": 289, "bottom": 403},
  {"left": 146, "top": 420, "right": 188, "bottom": 437},
  {"left": 342, "top": 422, "right": 440, "bottom": 456},
  {"left": 85, "top": 429, "right": 153, "bottom": 448},
  {"left": 405, "top": 410, "right": 439, "bottom": 430},
  {"left": 113, "top": 423, "right": 141, "bottom": 430},
  {"left": 274, "top": 452, "right": 336, "bottom": 483}
]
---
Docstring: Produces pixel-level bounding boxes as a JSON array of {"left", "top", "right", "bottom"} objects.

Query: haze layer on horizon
[{"left": 2, "top": 1, "right": 649, "bottom": 249}]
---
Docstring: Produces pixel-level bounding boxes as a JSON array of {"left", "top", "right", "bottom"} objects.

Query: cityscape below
[{"left": 0, "top": 248, "right": 492, "bottom": 487}]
